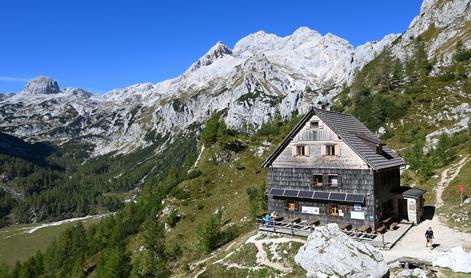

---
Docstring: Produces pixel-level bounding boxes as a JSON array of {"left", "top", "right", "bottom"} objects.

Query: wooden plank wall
[
  {"left": 267, "top": 167, "right": 376, "bottom": 228},
  {"left": 271, "top": 115, "right": 369, "bottom": 169}
]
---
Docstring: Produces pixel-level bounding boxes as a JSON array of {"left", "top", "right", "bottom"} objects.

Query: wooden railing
[{"left": 255, "top": 217, "right": 392, "bottom": 249}]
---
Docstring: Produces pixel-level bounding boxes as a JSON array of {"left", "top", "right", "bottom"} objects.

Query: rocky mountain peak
[
  {"left": 392, "top": 0, "right": 471, "bottom": 61},
  {"left": 188, "top": 41, "right": 233, "bottom": 72},
  {"left": 23, "top": 76, "right": 61, "bottom": 95},
  {"left": 289, "top": 26, "right": 322, "bottom": 43},
  {"left": 233, "top": 30, "right": 284, "bottom": 55}
]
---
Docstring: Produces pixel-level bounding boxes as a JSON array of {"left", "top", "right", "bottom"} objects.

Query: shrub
[{"left": 196, "top": 211, "right": 236, "bottom": 254}]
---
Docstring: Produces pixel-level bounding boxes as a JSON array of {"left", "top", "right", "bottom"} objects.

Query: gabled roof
[{"left": 262, "top": 107, "right": 405, "bottom": 170}]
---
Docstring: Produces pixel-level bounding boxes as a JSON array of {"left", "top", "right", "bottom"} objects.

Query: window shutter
[
  {"left": 335, "top": 144, "right": 341, "bottom": 156},
  {"left": 319, "top": 121, "right": 324, "bottom": 129},
  {"left": 323, "top": 174, "right": 328, "bottom": 186},
  {"left": 306, "top": 121, "right": 311, "bottom": 128},
  {"left": 292, "top": 146, "right": 297, "bottom": 157},
  {"left": 305, "top": 146, "right": 310, "bottom": 156},
  {"left": 337, "top": 175, "right": 342, "bottom": 187},
  {"left": 321, "top": 145, "right": 326, "bottom": 156}
]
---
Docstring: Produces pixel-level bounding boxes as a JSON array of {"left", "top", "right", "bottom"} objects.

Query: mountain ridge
[
  {"left": 0, "top": 0, "right": 469, "bottom": 158},
  {"left": 0, "top": 26, "right": 397, "bottom": 156}
]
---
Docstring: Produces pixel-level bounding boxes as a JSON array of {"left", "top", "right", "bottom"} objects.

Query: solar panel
[
  {"left": 298, "top": 190, "right": 314, "bottom": 199},
  {"left": 329, "top": 192, "right": 347, "bottom": 201},
  {"left": 270, "top": 188, "right": 284, "bottom": 196},
  {"left": 313, "top": 191, "right": 330, "bottom": 200},
  {"left": 346, "top": 194, "right": 365, "bottom": 203},
  {"left": 284, "top": 189, "right": 299, "bottom": 198}
]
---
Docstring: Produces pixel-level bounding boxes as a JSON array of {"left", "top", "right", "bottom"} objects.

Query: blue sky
[{"left": 0, "top": 0, "right": 422, "bottom": 93}]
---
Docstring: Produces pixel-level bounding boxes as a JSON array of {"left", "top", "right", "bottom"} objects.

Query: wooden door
[{"left": 398, "top": 199, "right": 408, "bottom": 220}]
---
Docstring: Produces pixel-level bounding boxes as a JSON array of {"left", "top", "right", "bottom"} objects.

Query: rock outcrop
[
  {"left": 433, "top": 246, "right": 471, "bottom": 273},
  {"left": 295, "top": 224, "right": 388, "bottom": 278},
  {"left": 22, "top": 76, "right": 61, "bottom": 95}
]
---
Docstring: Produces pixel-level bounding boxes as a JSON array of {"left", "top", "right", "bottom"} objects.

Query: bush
[
  {"left": 167, "top": 209, "right": 180, "bottom": 228},
  {"left": 196, "top": 212, "right": 222, "bottom": 254},
  {"left": 200, "top": 113, "right": 230, "bottom": 147},
  {"left": 196, "top": 211, "right": 236, "bottom": 254},
  {"left": 246, "top": 184, "right": 267, "bottom": 219}
]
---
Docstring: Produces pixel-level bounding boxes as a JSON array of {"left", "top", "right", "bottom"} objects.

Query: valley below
[{"left": 0, "top": 0, "right": 470, "bottom": 277}]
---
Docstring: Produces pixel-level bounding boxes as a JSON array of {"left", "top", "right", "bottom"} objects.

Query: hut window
[
  {"left": 328, "top": 175, "right": 339, "bottom": 187},
  {"left": 287, "top": 200, "right": 297, "bottom": 211},
  {"left": 313, "top": 175, "right": 323, "bottom": 187},
  {"left": 297, "top": 146, "right": 305, "bottom": 156},
  {"left": 323, "top": 144, "right": 341, "bottom": 157},
  {"left": 310, "top": 121, "right": 319, "bottom": 128},
  {"left": 326, "top": 145, "right": 335, "bottom": 156},
  {"left": 293, "top": 145, "right": 309, "bottom": 156},
  {"left": 330, "top": 204, "right": 339, "bottom": 216}
]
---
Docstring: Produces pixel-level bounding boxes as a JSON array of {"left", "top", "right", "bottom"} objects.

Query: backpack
[{"left": 425, "top": 230, "right": 433, "bottom": 238}]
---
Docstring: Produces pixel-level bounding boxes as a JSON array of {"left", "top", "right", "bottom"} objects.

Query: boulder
[
  {"left": 295, "top": 223, "right": 388, "bottom": 278},
  {"left": 433, "top": 246, "right": 471, "bottom": 273}
]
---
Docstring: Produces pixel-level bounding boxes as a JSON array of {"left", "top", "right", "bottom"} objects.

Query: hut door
[{"left": 397, "top": 199, "right": 408, "bottom": 220}]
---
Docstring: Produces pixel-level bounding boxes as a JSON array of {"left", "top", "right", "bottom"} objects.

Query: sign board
[
  {"left": 351, "top": 211, "right": 365, "bottom": 220},
  {"left": 458, "top": 184, "right": 465, "bottom": 193},
  {"left": 339, "top": 210, "right": 344, "bottom": 217},
  {"left": 301, "top": 206, "right": 319, "bottom": 215},
  {"left": 353, "top": 203, "right": 362, "bottom": 211}
]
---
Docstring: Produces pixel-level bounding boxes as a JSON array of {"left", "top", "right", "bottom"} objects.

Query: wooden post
[{"left": 382, "top": 233, "right": 385, "bottom": 249}]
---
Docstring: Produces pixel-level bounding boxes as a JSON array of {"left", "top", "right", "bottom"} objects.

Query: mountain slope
[{"left": 0, "top": 27, "right": 396, "bottom": 157}]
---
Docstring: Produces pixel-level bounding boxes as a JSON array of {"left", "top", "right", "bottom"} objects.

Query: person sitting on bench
[{"left": 264, "top": 213, "right": 273, "bottom": 226}]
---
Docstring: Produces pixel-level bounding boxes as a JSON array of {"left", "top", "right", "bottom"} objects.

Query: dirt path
[
  {"left": 190, "top": 231, "right": 256, "bottom": 278},
  {"left": 382, "top": 156, "right": 471, "bottom": 263},
  {"left": 435, "top": 156, "right": 468, "bottom": 208},
  {"left": 246, "top": 234, "right": 306, "bottom": 273}
]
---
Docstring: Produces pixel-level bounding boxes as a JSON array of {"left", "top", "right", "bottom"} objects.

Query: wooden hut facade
[{"left": 262, "top": 108, "right": 423, "bottom": 230}]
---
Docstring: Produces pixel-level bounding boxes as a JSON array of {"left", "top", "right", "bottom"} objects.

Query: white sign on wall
[
  {"left": 302, "top": 206, "right": 320, "bottom": 215},
  {"left": 351, "top": 211, "right": 365, "bottom": 220}
]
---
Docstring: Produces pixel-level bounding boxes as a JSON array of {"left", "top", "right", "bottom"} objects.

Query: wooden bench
[
  {"left": 358, "top": 225, "right": 372, "bottom": 233},
  {"left": 273, "top": 216, "right": 284, "bottom": 222},
  {"left": 389, "top": 222, "right": 399, "bottom": 230},
  {"left": 340, "top": 223, "right": 352, "bottom": 231},
  {"left": 376, "top": 226, "right": 386, "bottom": 234},
  {"left": 307, "top": 218, "right": 320, "bottom": 226},
  {"left": 286, "top": 216, "right": 301, "bottom": 224}
]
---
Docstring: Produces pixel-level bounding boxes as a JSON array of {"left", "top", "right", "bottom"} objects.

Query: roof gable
[{"left": 262, "top": 108, "right": 405, "bottom": 170}]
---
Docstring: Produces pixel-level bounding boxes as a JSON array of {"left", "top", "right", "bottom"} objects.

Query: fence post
[{"left": 382, "top": 233, "right": 385, "bottom": 249}]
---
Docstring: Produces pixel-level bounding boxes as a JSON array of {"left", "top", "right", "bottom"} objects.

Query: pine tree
[{"left": 96, "top": 243, "right": 131, "bottom": 278}]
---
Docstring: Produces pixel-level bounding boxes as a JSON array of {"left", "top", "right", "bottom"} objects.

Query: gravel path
[
  {"left": 381, "top": 156, "right": 471, "bottom": 263},
  {"left": 435, "top": 156, "right": 468, "bottom": 208}
]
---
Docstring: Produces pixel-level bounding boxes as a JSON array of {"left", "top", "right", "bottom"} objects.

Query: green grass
[
  {"left": 163, "top": 139, "right": 269, "bottom": 263},
  {"left": 199, "top": 242, "right": 280, "bottom": 278},
  {"left": 444, "top": 159, "right": 471, "bottom": 205},
  {"left": 225, "top": 243, "right": 258, "bottom": 267},
  {"left": 439, "top": 159, "right": 471, "bottom": 231},
  {"left": 0, "top": 216, "right": 103, "bottom": 267}
]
